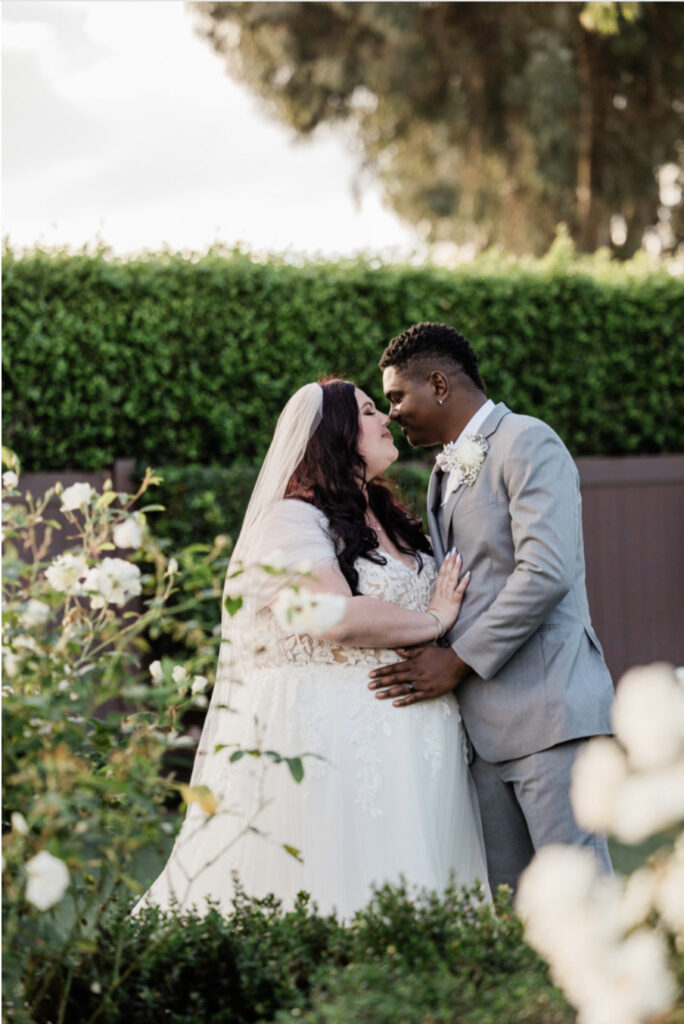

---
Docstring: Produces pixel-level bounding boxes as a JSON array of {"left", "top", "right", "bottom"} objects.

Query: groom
[{"left": 369, "top": 322, "right": 614, "bottom": 891}]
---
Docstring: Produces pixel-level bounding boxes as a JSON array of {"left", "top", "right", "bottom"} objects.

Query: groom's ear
[{"left": 429, "top": 370, "right": 449, "bottom": 401}]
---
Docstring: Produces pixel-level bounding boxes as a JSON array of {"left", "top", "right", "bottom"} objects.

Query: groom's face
[{"left": 382, "top": 366, "right": 443, "bottom": 448}]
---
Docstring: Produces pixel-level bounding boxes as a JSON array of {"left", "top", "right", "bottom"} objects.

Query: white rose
[
  {"left": 25, "top": 850, "right": 69, "bottom": 911},
  {"left": 272, "top": 587, "right": 346, "bottom": 636},
  {"left": 516, "top": 845, "right": 622, "bottom": 959},
  {"left": 612, "top": 663, "right": 684, "bottom": 770},
  {"left": 172, "top": 665, "right": 188, "bottom": 685},
  {"left": 610, "top": 762, "right": 684, "bottom": 843},
  {"left": 113, "top": 515, "right": 144, "bottom": 550},
  {"left": 45, "top": 552, "right": 89, "bottom": 595},
  {"left": 618, "top": 867, "right": 657, "bottom": 931},
  {"left": 11, "top": 812, "right": 29, "bottom": 835},
  {"left": 165, "top": 558, "right": 179, "bottom": 577},
  {"left": 83, "top": 558, "right": 142, "bottom": 608},
  {"left": 2, "top": 470, "right": 18, "bottom": 489},
  {"left": 149, "top": 660, "right": 163, "bottom": 683},
  {"left": 654, "top": 841, "right": 684, "bottom": 934},
  {"left": 19, "top": 599, "right": 51, "bottom": 629},
  {"left": 2, "top": 648, "right": 20, "bottom": 678},
  {"left": 193, "top": 694, "right": 208, "bottom": 709},
  {"left": 191, "top": 674, "right": 209, "bottom": 695},
  {"left": 261, "top": 548, "right": 286, "bottom": 570},
  {"left": 571, "top": 737, "right": 628, "bottom": 832},
  {"left": 60, "top": 482, "right": 94, "bottom": 512},
  {"left": 597, "top": 929, "right": 675, "bottom": 1024},
  {"left": 458, "top": 438, "right": 485, "bottom": 470}
]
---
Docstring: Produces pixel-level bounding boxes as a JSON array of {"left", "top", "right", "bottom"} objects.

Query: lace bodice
[{"left": 254, "top": 549, "right": 437, "bottom": 668}]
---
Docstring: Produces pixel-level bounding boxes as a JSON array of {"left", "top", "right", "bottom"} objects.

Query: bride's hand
[{"left": 428, "top": 550, "right": 470, "bottom": 633}]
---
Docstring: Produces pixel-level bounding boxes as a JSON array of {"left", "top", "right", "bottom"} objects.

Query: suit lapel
[{"left": 426, "top": 466, "right": 446, "bottom": 562}]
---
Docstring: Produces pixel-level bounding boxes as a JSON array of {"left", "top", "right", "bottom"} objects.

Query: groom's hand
[{"left": 368, "top": 646, "right": 471, "bottom": 707}]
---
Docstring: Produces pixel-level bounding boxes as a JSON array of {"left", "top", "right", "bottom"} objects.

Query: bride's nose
[{"left": 381, "top": 412, "right": 390, "bottom": 427}]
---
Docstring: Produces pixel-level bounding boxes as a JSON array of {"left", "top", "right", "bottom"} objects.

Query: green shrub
[
  {"left": 142, "top": 460, "right": 431, "bottom": 550},
  {"left": 3, "top": 245, "right": 683, "bottom": 472},
  {"left": 23, "top": 884, "right": 579, "bottom": 1024}
]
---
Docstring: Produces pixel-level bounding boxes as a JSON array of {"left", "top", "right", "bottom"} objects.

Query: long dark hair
[{"left": 285, "top": 379, "right": 431, "bottom": 595}]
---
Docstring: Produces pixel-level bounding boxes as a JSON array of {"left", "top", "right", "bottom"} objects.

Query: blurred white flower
[
  {"left": 149, "top": 660, "right": 163, "bottom": 683},
  {"left": 619, "top": 867, "right": 657, "bottom": 931},
  {"left": 272, "top": 587, "right": 346, "bottom": 636},
  {"left": 19, "top": 599, "right": 51, "bottom": 629},
  {"left": 193, "top": 694, "right": 209, "bottom": 709},
  {"left": 2, "top": 648, "right": 20, "bottom": 678},
  {"left": 2, "top": 470, "right": 18, "bottom": 489},
  {"left": 165, "top": 558, "right": 179, "bottom": 577},
  {"left": 595, "top": 929, "right": 675, "bottom": 1024},
  {"left": 516, "top": 845, "right": 621, "bottom": 960},
  {"left": 172, "top": 665, "right": 188, "bottom": 685},
  {"left": 610, "top": 762, "right": 684, "bottom": 843},
  {"left": 11, "top": 812, "right": 29, "bottom": 835},
  {"left": 113, "top": 515, "right": 144, "bottom": 550},
  {"left": 167, "top": 730, "right": 195, "bottom": 748},
  {"left": 654, "top": 840, "right": 684, "bottom": 935},
  {"left": 60, "top": 482, "right": 93, "bottom": 512},
  {"left": 191, "top": 674, "right": 209, "bottom": 695},
  {"left": 25, "top": 850, "right": 69, "bottom": 911},
  {"left": 261, "top": 549, "right": 286, "bottom": 570},
  {"left": 45, "top": 552, "right": 89, "bottom": 595},
  {"left": 83, "top": 558, "right": 142, "bottom": 608},
  {"left": 571, "top": 737, "right": 628, "bottom": 832},
  {"left": 612, "top": 663, "right": 684, "bottom": 770}
]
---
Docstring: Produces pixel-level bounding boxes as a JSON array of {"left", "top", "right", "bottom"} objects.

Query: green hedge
[
  {"left": 144, "top": 460, "right": 432, "bottom": 549},
  {"left": 23, "top": 884, "right": 579, "bottom": 1024},
  {"left": 3, "top": 245, "right": 683, "bottom": 472}
]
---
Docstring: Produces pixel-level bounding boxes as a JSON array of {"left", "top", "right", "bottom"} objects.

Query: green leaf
[
  {"left": 286, "top": 757, "right": 304, "bottom": 784},
  {"left": 229, "top": 750, "right": 245, "bottom": 762},
  {"left": 224, "top": 595, "right": 243, "bottom": 617},
  {"left": 283, "top": 843, "right": 302, "bottom": 862}
]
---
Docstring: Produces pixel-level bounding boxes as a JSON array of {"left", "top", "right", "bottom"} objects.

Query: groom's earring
[{"left": 437, "top": 399, "right": 445, "bottom": 406}]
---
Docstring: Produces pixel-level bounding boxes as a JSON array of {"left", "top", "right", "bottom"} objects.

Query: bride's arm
[{"left": 290, "top": 554, "right": 468, "bottom": 648}]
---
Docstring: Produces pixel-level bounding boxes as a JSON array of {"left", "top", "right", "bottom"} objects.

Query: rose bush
[{"left": 1, "top": 451, "right": 232, "bottom": 1022}]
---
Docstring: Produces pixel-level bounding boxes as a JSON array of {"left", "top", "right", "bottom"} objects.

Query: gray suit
[{"left": 427, "top": 403, "right": 614, "bottom": 889}]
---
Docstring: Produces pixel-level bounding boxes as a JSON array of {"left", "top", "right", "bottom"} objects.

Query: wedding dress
[{"left": 136, "top": 498, "right": 489, "bottom": 920}]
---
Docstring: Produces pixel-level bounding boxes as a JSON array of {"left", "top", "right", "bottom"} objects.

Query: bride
[{"left": 136, "top": 379, "right": 488, "bottom": 919}]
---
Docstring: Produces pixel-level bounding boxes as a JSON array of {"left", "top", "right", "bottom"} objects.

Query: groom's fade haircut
[{"left": 379, "top": 322, "right": 485, "bottom": 394}]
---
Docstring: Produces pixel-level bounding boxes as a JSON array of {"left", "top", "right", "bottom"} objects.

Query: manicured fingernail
[{"left": 465, "top": 570, "right": 471, "bottom": 579}]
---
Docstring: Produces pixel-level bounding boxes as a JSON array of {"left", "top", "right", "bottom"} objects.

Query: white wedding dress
[{"left": 136, "top": 500, "right": 488, "bottom": 920}]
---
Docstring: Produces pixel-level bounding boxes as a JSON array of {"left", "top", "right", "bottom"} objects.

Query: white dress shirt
[{"left": 440, "top": 398, "right": 495, "bottom": 505}]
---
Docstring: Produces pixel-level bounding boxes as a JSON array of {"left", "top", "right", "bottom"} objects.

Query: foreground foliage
[{"left": 22, "top": 885, "right": 577, "bottom": 1024}]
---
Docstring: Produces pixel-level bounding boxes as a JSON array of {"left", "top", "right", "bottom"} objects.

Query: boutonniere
[{"left": 435, "top": 434, "right": 489, "bottom": 487}]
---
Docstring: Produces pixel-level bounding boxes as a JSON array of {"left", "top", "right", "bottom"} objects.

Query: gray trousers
[{"left": 470, "top": 738, "right": 613, "bottom": 893}]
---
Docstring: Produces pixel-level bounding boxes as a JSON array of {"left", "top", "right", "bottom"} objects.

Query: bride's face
[{"left": 355, "top": 388, "right": 398, "bottom": 480}]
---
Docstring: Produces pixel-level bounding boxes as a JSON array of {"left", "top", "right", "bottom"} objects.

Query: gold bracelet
[{"left": 427, "top": 609, "right": 447, "bottom": 640}]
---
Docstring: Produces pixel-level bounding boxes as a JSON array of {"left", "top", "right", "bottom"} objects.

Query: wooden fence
[
  {"left": 16, "top": 455, "right": 684, "bottom": 684},
  {"left": 576, "top": 454, "right": 683, "bottom": 682}
]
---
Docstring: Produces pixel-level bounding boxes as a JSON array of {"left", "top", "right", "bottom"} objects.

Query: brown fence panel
[{"left": 577, "top": 455, "right": 684, "bottom": 683}]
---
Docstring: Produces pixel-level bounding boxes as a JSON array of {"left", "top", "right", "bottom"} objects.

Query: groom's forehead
[{"left": 382, "top": 365, "right": 422, "bottom": 394}]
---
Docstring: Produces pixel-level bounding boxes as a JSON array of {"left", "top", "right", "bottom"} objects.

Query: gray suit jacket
[{"left": 427, "top": 403, "right": 614, "bottom": 762}]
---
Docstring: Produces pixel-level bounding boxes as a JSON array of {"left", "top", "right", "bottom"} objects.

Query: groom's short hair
[{"left": 379, "top": 322, "right": 485, "bottom": 393}]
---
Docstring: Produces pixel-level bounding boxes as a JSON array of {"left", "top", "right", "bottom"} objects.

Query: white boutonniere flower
[{"left": 435, "top": 434, "right": 489, "bottom": 487}]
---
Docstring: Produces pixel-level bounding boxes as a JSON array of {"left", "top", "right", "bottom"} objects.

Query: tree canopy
[{"left": 191, "top": 1, "right": 684, "bottom": 255}]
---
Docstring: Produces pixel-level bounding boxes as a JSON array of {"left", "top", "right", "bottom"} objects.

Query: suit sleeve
[{"left": 448, "top": 423, "right": 580, "bottom": 680}]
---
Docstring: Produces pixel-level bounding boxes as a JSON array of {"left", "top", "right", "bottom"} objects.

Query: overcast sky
[{"left": 2, "top": 0, "right": 417, "bottom": 259}]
